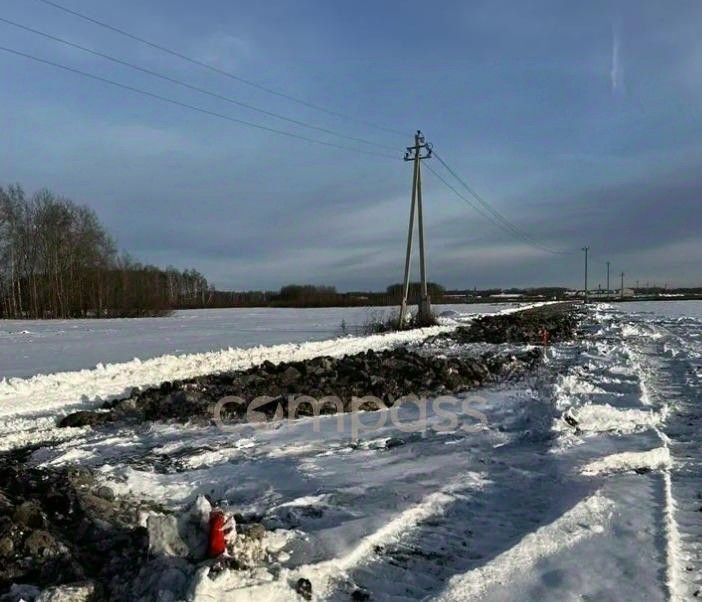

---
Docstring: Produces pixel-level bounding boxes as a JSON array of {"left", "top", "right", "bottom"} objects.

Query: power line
[
  {"left": 430, "top": 149, "right": 574, "bottom": 255},
  {"left": 432, "top": 149, "right": 569, "bottom": 253},
  {"left": 425, "top": 159, "right": 573, "bottom": 255},
  {"left": 34, "top": 0, "right": 406, "bottom": 138},
  {"left": 0, "top": 44, "right": 400, "bottom": 160},
  {"left": 0, "top": 16, "right": 396, "bottom": 152},
  {"left": 6, "top": 2, "right": 581, "bottom": 256},
  {"left": 0, "top": 26, "right": 576, "bottom": 253},
  {"left": 433, "top": 151, "right": 524, "bottom": 238},
  {"left": 424, "top": 163, "right": 519, "bottom": 233}
]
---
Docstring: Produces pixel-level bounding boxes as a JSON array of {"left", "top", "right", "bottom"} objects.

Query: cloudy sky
[{"left": 2, "top": 0, "right": 701, "bottom": 291}]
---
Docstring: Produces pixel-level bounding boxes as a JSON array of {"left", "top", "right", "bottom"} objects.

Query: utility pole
[
  {"left": 582, "top": 246, "right": 589, "bottom": 303},
  {"left": 606, "top": 261, "right": 610, "bottom": 294},
  {"left": 399, "top": 130, "right": 433, "bottom": 326},
  {"left": 620, "top": 272, "right": 625, "bottom": 300}
]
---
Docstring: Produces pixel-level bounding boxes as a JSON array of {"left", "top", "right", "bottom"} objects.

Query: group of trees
[
  {"left": 210, "top": 283, "right": 451, "bottom": 308},
  {"left": 385, "top": 282, "right": 446, "bottom": 302},
  {"left": 0, "top": 184, "right": 210, "bottom": 318},
  {"left": 209, "top": 285, "right": 356, "bottom": 308},
  {"left": 277, "top": 284, "right": 339, "bottom": 306}
]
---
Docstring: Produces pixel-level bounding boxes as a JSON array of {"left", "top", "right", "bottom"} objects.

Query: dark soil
[{"left": 0, "top": 448, "right": 149, "bottom": 601}]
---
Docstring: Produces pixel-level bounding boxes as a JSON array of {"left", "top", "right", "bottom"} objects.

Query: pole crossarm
[{"left": 403, "top": 131, "right": 433, "bottom": 162}]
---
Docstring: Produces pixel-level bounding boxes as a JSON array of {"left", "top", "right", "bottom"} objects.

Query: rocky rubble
[
  {"left": 440, "top": 302, "right": 579, "bottom": 345},
  {"left": 0, "top": 448, "right": 148, "bottom": 601},
  {"left": 0, "top": 449, "right": 282, "bottom": 601},
  {"left": 58, "top": 346, "right": 542, "bottom": 429},
  {"left": 58, "top": 304, "right": 577, "bottom": 431}
]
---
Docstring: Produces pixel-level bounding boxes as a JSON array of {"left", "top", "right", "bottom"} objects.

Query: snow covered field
[
  {"left": 2, "top": 301, "right": 702, "bottom": 600},
  {"left": 0, "top": 303, "right": 516, "bottom": 379}
]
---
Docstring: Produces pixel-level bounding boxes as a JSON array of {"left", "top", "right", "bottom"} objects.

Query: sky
[{"left": 2, "top": 0, "right": 702, "bottom": 291}]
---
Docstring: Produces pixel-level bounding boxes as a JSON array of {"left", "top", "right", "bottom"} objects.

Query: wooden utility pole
[
  {"left": 582, "top": 246, "right": 590, "bottom": 303},
  {"left": 620, "top": 272, "right": 625, "bottom": 300},
  {"left": 399, "top": 130, "right": 433, "bottom": 326},
  {"left": 606, "top": 261, "right": 610, "bottom": 294}
]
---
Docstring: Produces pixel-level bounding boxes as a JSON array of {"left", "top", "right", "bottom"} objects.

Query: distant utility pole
[
  {"left": 606, "top": 261, "right": 610, "bottom": 294},
  {"left": 399, "top": 130, "right": 433, "bottom": 326},
  {"left": 620, "top": 272, "right": 625, "bottom": 300},
  {"left": 582, "top": 246, "right": 590, "bottom": 303}
]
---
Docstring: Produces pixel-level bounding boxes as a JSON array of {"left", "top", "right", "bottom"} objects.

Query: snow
[
  {"left": 581, "top": 447, "right": 671, "bottom": 475},
  {"left": 617, "top": 300, "right": 702, "bottom": 320},
  {"left": 434, "top": 491, "right": 615, "bottom": 601},
  {"left": 3, "top": 299, "right": 702, "bottom": 600},
  {"left": 0, "top": 322, "right": 451, "bottom": 421},
  {"left": 0, "top": 303, "right": 517, "bottom": 379},
  {"left": 0, "top": 302, "right": 535, "bottom": 452},
  {"left": 556, "top": 403, "right": 663, "bottom": 435}
]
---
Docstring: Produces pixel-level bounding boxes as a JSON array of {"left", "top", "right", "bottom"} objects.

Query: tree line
[
  {"left": 0, "top": 184, "right": 209, "bottom": 318},
  {"left": 209, "top": 282, "right": 448, "bottom": 308}
]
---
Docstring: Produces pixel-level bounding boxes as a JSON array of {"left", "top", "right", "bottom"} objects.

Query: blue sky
[{"left": 2, "top": 0, "right": 701, "bottom": 291}]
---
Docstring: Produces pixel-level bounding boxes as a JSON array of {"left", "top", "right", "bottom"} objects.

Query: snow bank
[
  {"left": 581, "top": 447, "right": 671, "bottom": 476},
  {"left": 0, "top": 301, "right": 557, "bottom": 453},
  {"left": 558, "top": 403, "right": 663, "bottom": 435},
  {"left": 620, "top": 323, "right": 663, "bottom": 339}
]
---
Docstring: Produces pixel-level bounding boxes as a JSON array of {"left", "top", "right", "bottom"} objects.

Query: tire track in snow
[
  {"left": 619, "top": 317, "right": 689, "bottom": 601},
  {"left": 433, "top": 491, "right": 614, "bottom": 601},
  {"left": 189, "top": 473, "right": 489, "bottom": 602},
  {"left": 581, "top": 446, "right": 671, "bottom": 476},
  {"left": 549, "top": 306, "right": 688, "bottom": 600},
  {"left": 303, "top": 472, "right": 489, "bottom": 600}
]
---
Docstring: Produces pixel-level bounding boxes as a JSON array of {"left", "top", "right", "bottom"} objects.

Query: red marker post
[{"left": 208, "top": 509, "right": 227, "bottom": 557}]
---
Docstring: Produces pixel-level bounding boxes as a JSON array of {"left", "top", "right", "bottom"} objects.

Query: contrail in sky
[{"left": 610, "top": 25, "right": 622, "bottom": 94}]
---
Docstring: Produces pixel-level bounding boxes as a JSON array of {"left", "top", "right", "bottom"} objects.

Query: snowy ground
[
  {"left": 0, "top": 303, "right": 516, "bottom": 379},
  {"left": 0, "top": 303, "right": 521, "bottom": 453},
  {"left": 2, "top": 301, "right": 702, "bottom": 600}
]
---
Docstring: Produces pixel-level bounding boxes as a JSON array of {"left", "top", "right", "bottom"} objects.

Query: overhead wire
[
  {"left": 34, "top": 0, "right": 407, "bottom": 137},
  {"left": 0, "top": 16, "right": 396, "bottom": 152},
  {"left": 429, "top": 149, "right": 575, "bottom": 255},
  {"left": 7, "top": 3, "right": 579, "bottom": 256},
  {"left": 0, "top": 44, "right": 400, "bottom": 160}
]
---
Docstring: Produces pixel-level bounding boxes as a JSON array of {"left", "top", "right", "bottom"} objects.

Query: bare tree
[{"left": 0, "top": 184, "right": 211, "bottom": 319}]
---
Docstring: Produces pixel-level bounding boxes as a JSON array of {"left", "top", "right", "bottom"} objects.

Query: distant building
[{"left": 442, "top": 293, "right": 468, "bottom": 301}]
